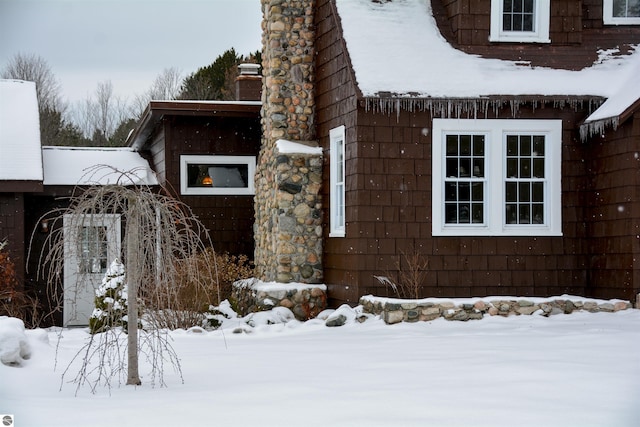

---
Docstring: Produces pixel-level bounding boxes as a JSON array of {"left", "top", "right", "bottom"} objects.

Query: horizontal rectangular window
[
  {"left": 180, "top": 155, "right": 255, "bottom": 195},
  {"left": 432, "top": 119, "right": 562, "bottom": 237}
]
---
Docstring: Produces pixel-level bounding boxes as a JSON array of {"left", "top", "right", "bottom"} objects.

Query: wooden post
[{"left": 126, "top": 201, "right": 141, "bottom": 386}]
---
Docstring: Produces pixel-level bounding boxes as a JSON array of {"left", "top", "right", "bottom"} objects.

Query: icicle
[{"left": 579, "top": 117, "right": 620, "bottom": 141}]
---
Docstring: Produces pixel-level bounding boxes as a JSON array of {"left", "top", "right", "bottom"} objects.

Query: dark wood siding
[
  {"left": 316, "top": 0, "right": 361, "bottom": 305},
  {"left": 161, "top": 115, "right": 261, "bottom": 256},
  {"left": 0, "top": 193, "right": 26, "bottom": 289},
  {"left": 585, "top": 112, "right": 640, "bottom": 302},
  {"left": 335, "top": 103, "right": 593, "bottom": 301}
]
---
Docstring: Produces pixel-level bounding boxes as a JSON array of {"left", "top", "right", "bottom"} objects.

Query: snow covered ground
[{"left": 1, "top": 304, "right": 639, "bottom": 427}]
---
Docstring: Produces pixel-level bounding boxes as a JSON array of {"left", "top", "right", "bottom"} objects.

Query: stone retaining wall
[
  {"left": 360, "top": 296, "right": 633, "bottom": 325},
  {"left": 231, "top": 278, "right": 327, "bottom": 321}
]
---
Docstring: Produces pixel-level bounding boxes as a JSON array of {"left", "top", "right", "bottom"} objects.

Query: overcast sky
[{"left": 0, "top": 0, "right": 262, "bottom": 103}]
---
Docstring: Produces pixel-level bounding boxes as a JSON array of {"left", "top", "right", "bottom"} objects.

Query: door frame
[{"left": 63, "top": 213, "right": 121, "bottom": 326}]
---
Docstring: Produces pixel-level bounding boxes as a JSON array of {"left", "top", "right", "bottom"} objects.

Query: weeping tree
[{"left": 34, "top": 166, "right": 218, "bottom": 389}]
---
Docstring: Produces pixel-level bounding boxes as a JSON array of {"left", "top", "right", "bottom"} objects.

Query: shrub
[
  {"left": 145, "top": 248, "right": 254, "bottom": 330},
  {"left": 89, "top": 259, "right": 129, "bottom": 334},
  {"left": 0, "top": 239, "right": 45, "bottom": 328},
  {"left": 375, "top": 249, "right": 429, "bottom": 300}
]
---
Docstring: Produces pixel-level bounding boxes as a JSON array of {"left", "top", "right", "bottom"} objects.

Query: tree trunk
[{"left": 126, "top": 205, "right": 141, "bottom": 386}]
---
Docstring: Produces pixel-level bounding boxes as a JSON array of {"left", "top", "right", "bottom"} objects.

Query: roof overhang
[{"left": 127, "top": 100, "right": 262, "bottom": 150}]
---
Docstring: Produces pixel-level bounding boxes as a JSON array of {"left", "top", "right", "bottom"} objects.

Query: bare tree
[
  {"left": 70, "top": 80, "right": 132, "bottom": 143},
  {"left": 1, "top": 53, "right": 71, "bottom": 145},
  {"left": 33, "top": 166, "right": 217, "bottom": 390},
  {"left": 1, "top": 53, "right": 61, "bottom": 110},
  {"left": 131, "top": 67, "right": 183, "bottom": 118}
]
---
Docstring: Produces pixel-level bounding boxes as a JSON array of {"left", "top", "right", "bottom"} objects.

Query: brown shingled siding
[
  {"left": 160, "top": 115, "right": 261, "bottom": 256},
  {"left": 585, "top": 113, "right": 640, "bottom": 302},
  {"left": 0, "top": 193, "right": 25, "bottom": 289}
]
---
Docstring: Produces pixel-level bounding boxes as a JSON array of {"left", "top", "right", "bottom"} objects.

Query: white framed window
[
  {"left": 329, "top": 125, "right": 346, "bottom": 237},
  {"left": 604, "top": 0, "right": 640, "bottom": 25},
  {"left": 432, "top": 119, "right": 562, "bottom": 236},
  {"left": 180, "top": 155, "right": 255, "bottom": 196},
  {"left": 489, "top": 0, "right": 551, "bottom": 43}
]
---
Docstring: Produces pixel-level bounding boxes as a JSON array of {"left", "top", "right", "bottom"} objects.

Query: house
[
  {"left": 0, "top": 79, "right": 158, "bottom": 326},
  {"left": 126, "top": 64, "right": 262, "bottom": 256},
  {"left": 251, "top": 0, "right": 640, "bottom": 308},
  {"left": 2, "top": 67, "right": 262, "bottom": 327}
]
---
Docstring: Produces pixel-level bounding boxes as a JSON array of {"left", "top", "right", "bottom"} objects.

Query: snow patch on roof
[
  {"left": 0, "top": 80, "right": 43, "bottom": 181},
  {"left": 336, "top": 0, "right": 640, "bottom": 99},
  {"left": 42, "top": 146, "right": 158, "bottom": 186}
]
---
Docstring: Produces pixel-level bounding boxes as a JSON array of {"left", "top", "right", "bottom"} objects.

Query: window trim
[
  {"left": 329, "top": 125, "right": 346, "bottom": 237},
  {"left": 489, "top": 0, "right": 551, "bottom": 43},
  {"left": 180, "top": 155, "right": 256, "bottom": 196},
  {"left": 603, "top": 0, "right": 640, "bottom": 25},
  {"left": 432, "top": 119, "right": 562, "bottom": 237}
]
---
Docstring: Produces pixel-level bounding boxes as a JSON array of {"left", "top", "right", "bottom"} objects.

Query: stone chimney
[
  {"left": 235, "top": 63, "right": 262, "bottom": 101},
  {"left": 254, "top": 0, "right": 323, "bottom": 284}
]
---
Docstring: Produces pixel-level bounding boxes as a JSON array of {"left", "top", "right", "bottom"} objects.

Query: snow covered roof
[
  {"left": 335, "top": 0, "right": 640, "bottom": 116},
  {"left": 42, "top": 146, "right": 158, "bottom": 186},
  {"left": 0, "top": 79, "right": 43, "bottom": 182}
]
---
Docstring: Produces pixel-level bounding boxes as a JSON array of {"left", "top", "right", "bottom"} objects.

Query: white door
[{"left": 63, "top": 214, "right": 121, "bottom": 326}]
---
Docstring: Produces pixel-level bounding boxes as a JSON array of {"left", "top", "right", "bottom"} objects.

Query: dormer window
[
  {"left": 604, "top": 0, "right": 640, "bottom": 25},
  {"left": 489, "top": 0, "right": 551, "bottom": 43}
]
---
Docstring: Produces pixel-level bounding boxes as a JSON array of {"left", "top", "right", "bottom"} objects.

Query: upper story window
[
  {"left": 329, "top": 125, "right": 346, "bottom": 237},
  {"left": 432, "top": 119, "right": 562, "bottom": 237},
  {"left": 490, "top": 0, "right": 551, "bottom": 43},
  {"left": 180, "top": 155, "right": 255, "bottom": 196},
  {"left": 604, "top": 0, "right": 640, "bottom": 25}
]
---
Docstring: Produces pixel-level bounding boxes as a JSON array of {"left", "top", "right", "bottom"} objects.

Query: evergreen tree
[
  {"left": 179, "top": 48, "right": 243, "bottom": 100},
  {"left": 89, "top": 259, "right": 128, "bottom": 334}
]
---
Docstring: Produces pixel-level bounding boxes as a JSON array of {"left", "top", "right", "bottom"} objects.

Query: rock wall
[
  {"left": 231, "top": 278, "right": 327, "bottom": 320},
  {"left": 255, "top": 0, "right": 322, "bottom": 283},
  {"left": 360, "top": 296, "right": 634, "bottom": 324}
]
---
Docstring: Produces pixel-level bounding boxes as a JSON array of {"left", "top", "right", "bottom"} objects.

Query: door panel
[{"left": 63, "top": 214, "right": 121, "bottom": 326}]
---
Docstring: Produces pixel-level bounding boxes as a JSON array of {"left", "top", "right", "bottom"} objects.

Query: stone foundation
[
  {"left": 231, "top": 278, "right": 327, "bottom": 321},
  {"left": 360, "top": 296, "right": 634, "bottom": 325}
]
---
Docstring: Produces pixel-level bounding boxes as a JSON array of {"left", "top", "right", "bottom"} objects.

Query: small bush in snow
[{"left": 89, "top": 259, "right": 129, "bottom": 334}]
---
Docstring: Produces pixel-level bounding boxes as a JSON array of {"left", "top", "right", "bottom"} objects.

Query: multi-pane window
[
  {"left": 505, "top": 134, "right": 546, "bottom": 225},
  {"left": 502, "top": 0, "right": 535, "bottom": 32},
  {"left": 490, "top": 0, "right": 550, "bottom": 43},
  {"left": 444, "top": 134, "right": 485, "bottom": 225},
  {"left": 613, "top": 0, "right": 640, "bottom": 17},
  {"left": 330, "top": 125, "right": 346, "bottom": 237},
  {"left": 432, "top": 119, "right": 562, "bottom": 236},
  {"left": 78, "top": 226, "right": 108, "bottom": 274},
  {"left": 604, "top": 0, "right": 640, "bottom": 24}
]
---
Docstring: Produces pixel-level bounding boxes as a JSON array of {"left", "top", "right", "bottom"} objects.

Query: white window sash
[
  {"left": 603, "top": 0, "right": 640, "bottom": 25},
  {"left": 489, "top": 0, "right": 551, "bottom": 43},
  {"left": 180, "top": 155, "right": 256, "bottom": 196},
  {"left": 329, "top": 125, "right": 346, "bottom": 237},
  {"left": 432, "top": 119, "right": 562, "bottom": 237}
]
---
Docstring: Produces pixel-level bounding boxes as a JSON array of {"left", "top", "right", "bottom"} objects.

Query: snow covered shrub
[
  {"left": 0, "top": 316, "right": 31, "bottom": 366},
  {"left": 89, "top": 259, "right": 129, "bottom": 334}
]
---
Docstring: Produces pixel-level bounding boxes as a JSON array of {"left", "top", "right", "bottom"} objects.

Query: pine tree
[{"left": 89, "top": 259, "right": 128, "bottom": 334}]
